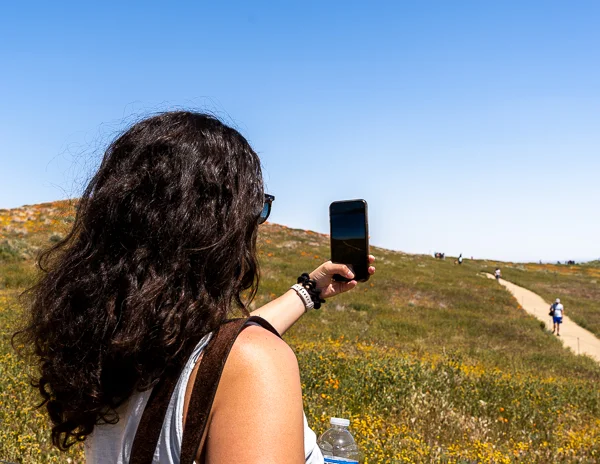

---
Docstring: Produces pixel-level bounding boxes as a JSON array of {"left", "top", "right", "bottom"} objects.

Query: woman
[{"left": 18, "top": 112, "right": 375, "bottom": 463}]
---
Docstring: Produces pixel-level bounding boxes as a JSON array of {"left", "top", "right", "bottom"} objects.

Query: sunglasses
[{"left": 258, "top": 194, "right": 275, "bottom": 224}]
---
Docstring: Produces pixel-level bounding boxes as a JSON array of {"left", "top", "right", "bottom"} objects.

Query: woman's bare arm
[
  {"left": 250, "top": 288, "right": 307, "bottom": 336},
  {"left": 201, "top": 325, "right": 305, "bottom": 463}
]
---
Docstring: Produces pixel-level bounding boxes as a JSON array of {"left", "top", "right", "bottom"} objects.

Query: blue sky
[{"left": 1, "top": 1, "right": 599, "bottom": 262}]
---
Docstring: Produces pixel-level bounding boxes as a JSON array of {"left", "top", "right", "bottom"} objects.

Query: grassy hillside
[
  {"left": 583, "top": 260, "right": 600, "bottom": 268},
  {"left": 478, "top": 260, "right": 600, "bottom": 339},
  {"left": 1, "top": 202, "right": 600, "bottom": 463}
]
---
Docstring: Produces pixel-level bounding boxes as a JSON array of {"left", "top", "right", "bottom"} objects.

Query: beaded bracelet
[{"left": 296, "top": 273, "right": 326, "bottom": 310}]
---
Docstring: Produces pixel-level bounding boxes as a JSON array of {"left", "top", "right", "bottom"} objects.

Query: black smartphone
[{"left": 330, "top": 199, "right": 370, "bottom": 282}]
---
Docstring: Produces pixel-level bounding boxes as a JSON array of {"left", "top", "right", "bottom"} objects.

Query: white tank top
[{"left": 85, "top": 329, "right": 324, "bottom": 463}]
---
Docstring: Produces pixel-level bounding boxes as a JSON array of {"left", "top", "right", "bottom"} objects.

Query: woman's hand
[{"left": 309, "top": 255, "right": 376, "bottom": 299}]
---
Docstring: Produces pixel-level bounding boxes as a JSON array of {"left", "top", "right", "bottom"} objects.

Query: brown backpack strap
[
  {"left": 180, "top": 315, "right": 280, "bottom": 464},
  {"left": 130, "top": 316, "right": 280, "bottom": 464}
]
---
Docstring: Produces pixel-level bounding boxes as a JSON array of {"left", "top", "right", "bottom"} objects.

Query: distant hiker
[
  {"left": 458, "top": 254, "right": 463, "bottom": 265},
  {"left": 494, "top": 268, "right": 501, "bottom": 280},
  {"left": 550, "top": 298, "right": 565, "bottom": 336}
]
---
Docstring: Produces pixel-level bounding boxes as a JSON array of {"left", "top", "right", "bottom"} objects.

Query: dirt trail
[{"left": 485, "top": 274, "right": 600, "bottom": 363}]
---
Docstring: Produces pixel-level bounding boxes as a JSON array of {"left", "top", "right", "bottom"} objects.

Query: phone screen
[{"left": 330, "top": 200, "right": 369, "bottom": 282}]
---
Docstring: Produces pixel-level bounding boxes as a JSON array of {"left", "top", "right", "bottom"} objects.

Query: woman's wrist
[
  {"left": 295, "top": 273, "right": 325, "bottom": 309},
  {"left": 290, "top": 284, "right": 314, "bottom": 311}
]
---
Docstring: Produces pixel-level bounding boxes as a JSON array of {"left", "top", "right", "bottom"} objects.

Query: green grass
[
  {"left": 255, "top": 226, "right": 600, "bottom": 462},
  {"left": 1, "top": 205, "right": 600, "bottom": 462}
]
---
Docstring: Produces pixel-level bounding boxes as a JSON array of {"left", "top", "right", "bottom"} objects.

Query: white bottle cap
[{"left": 330, "top": 417, "right": 350, "bottom": 427}]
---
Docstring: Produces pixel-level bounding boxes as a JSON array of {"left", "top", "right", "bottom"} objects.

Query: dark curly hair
[{"left": 15, "top": 111, "right": 265, "bottom": 450}]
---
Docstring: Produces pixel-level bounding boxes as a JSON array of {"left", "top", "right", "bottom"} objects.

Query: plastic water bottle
[{"left": 317, "top": 417, "right": 360, "bottom": 463}]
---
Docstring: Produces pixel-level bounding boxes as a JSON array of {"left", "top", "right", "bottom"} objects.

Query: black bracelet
[{"left": 297, "top": 273, "right": 326, "bottom": 309}]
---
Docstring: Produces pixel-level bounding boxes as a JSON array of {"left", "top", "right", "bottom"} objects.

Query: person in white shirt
[
  {"left": 494, "top": 268, "right": 501, "bottom": 280},
  {"left": 551, "top": 298, "right": 565, "bottom": 336},
  {"left": 17, "top": 112, "right": 377, "bottom": 464}
]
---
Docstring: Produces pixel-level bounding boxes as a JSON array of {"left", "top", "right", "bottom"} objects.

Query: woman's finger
[
  {"left": 368, "top": 266, "right": 376, "bottom": 275},
  {"left": 340, "top": 280, "right": 358, "bottom": 293},
  {"left": 331, "top": 280, "right": 357, "bottom": 295},
  {"left": 322, "top": 262, "right": 354, "bottom": 279},
  {"left": 368, "top": 255, "right": 376, "bottom": 263}
]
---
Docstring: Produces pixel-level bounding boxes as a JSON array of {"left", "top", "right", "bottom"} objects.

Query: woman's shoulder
[
  {"left": 204, "top": 323, "right": 305, "bottom": 462},
  {"left": 227, "top": 323, "right": 299, "bottom": 379}
]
